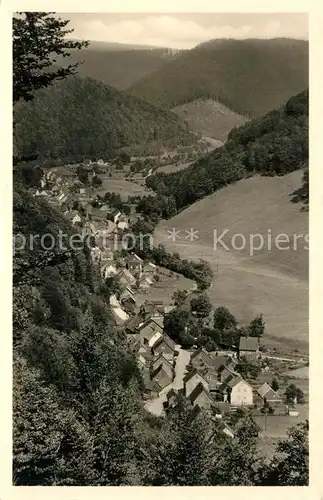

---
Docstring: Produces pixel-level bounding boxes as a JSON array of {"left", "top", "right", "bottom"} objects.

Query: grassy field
[
  {"left": 154, "top": 171, "right": 308, "bottom": 352},
  {"left": 156, "top": 162, "right": 192, "bottom": 174},
  {"left": 96, "top": 178, "right": 151, "bottom": 200}
]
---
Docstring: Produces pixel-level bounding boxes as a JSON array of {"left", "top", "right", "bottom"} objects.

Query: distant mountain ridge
[
  {"left": 127, "top": 38, "right": 309, "bottom": 118},
  {"left": 13, "top": 75, "right": 195, "bottom": 163},
  {"left": 58, "top": 41, "right": 181, "bottom": 90}
]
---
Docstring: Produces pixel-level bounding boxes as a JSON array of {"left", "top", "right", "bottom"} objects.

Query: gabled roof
[
  {"left": 227, "top": 376, "right": 252, "bottom": 390},
  {"left": 128, "top": 253, "right": 143, "bottom": 263},
  {"left": 212, "top": 355, "right": 232, "bottom": 372},
  {"left": 151, "top": 364, "right": 172, "bottom": 382},
  {"left": 183, "top": 367, "right": 208, "bottom": 384},
  {"left": 258, "top": 382, "right": 281, "bottom": 401},
  {"left": 239, "top": 337, "right": 259, "bottom": 351},
  {"left": 188, "top": 382, "right": 214, "bottom": 404},
  {"left": 191, "top": 348, "right": 214, "bottom": 366},
  {"left": 153, "top": 333, "right": 176, "bottom": 352},
  {"left": 153, "top": 353, "right": 173, "bottom": 371}
]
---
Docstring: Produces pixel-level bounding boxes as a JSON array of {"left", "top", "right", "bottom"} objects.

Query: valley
[{"left": 12, "top": 12, "right": 309, "bottom": 487}]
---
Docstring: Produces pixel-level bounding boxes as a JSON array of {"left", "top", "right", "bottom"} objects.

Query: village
[{"left": 30, "top": 157, "right": 308, "bottom": 442}]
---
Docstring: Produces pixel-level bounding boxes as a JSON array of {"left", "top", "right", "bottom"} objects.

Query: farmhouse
[
  {"left": 188, "top": 382, "right": 214, "bottom": 411},
  {"left": 190, "top": 348, "right": 216, "bottom": 370},
  {"left": 257, "top": 382, "right": 282, "bottom": 407},
  {"left": 127, "top": 253, "right": 143, "bottom": 277},
  {"left": 239, "top": 337, "right": 260, "bottom": 360},
  {"left": 152, "top": 333, "right": 176, "bottom": 361},
  {"left": 152, "top": 354, "right": 173, "bottom": 378},
  {"left": 184, "top": 369, "right": 209, "bottom": 398},
  {"left": 138, "top": 317, "right": 164, "bottom": 345},
  {"left": 226, "top": 377, "right": 254, "bottom": 406},
  {"left": 117, "top": 268, "right": 137, "bottom": 288},
  {"left": 150, "top": 364, "right": 172, "bottom": 392}
]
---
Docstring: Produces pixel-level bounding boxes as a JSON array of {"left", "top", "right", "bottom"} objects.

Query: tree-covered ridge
[
  {"left": 57, "top": 41, "right": 180, "bottom": 90},
  {"left": 146, "top": 89, "right": 308, "bottom": 211},
  {"left": 13, "top": 75, "right": 196, "bottom": 163},
  {"left": 128, "top": 38, "right": 308, "bottom": 118}
]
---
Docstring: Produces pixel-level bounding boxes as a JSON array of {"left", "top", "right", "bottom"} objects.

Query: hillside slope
[
  {"left": 155, "top": 170, "right": 308, "bottom": 349},
  {"left": 128, "top": 38, "right": 308, "bottom": 117},
  {"left": 173, "top": 99, "right": 249, "bottom": 141},
  {"left": 147, "top": 89, "right": 308, "bottom": 210},
  {"left": 13, "top": 75, "right": 195, "bottom": 163},
  {"left": 58, "top": 41, "right": 179, "bottom": 90}
]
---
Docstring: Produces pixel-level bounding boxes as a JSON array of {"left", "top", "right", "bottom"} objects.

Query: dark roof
[
  {"left": 191, "top": 348, "right": 215, "bottom": 366},
  {"left": 183, "top": 367, "right": 208, "bottom": 384},
  {"left": 153, "top": 333, "right": 176, "bottom": 352},
  {"left": 153, "top": 353, "right": 173, "bottom": 370},
  {"left": 239, "top": 337, "right": 259, "bottom": 351},
  {"left": 188, "top": 382, "right": 214, "bottom": 404},
  {"left": 212, "top": 355, "right": 231, "bottom": 371}
]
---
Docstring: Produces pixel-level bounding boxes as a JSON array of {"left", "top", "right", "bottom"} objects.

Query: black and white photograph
[{"left": 11, "top": 9, "right": 309, "bottom": 488}]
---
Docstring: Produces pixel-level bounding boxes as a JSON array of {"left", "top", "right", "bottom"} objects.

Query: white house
[{"left": 228, "top": 377, "right": 253, "bottom": 406}]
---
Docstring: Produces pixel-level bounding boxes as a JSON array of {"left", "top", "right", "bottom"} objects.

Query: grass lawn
[{"left": 96, "top": 178, "right": 150, "bottom": 200}]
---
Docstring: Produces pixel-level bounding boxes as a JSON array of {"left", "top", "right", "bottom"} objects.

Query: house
[
  {"left": 202, "top": 368, "right": 220, "bottom": 392},
  {"left": 148, "top": 330, "right": 163, "bottom": 348},
  {"left": 218, "top": 365, "right": 240, "bottom": 384},
  {"left": 138, "top": 275, "right": 154, "bottom": 291},
  {"left": 184, "top": 368, "right": 209, "bottom": 398},
  {"left": 101, "top": 262, "right": 118, "bottom": 279},
  {"left": 117, "top": 214, "right": 129, "bottom": 231},
  {"left": 117, "top": 268, "right": 136, "bottom": 288},
  {"left": 111, "top": 210, "right": 122, "bottom": 225},
  {"left": 190, "top": 348, "right": 217, "bottom": 370},
  {"left": 188, "top": 382, "right": 214, "bottom": 411},
  {"left": 139, "top": 301, "right": 164, "bottom": 321},
  {"left": 143, "top": 262, "right": 157, "bottom": 274},
  {"left": 70, "top": 211, "right": 82, "bottom": 226},
  {"left": 124, "top": 315, "right": 144, "bottom": 335},
  {"left": 239, "top": 337, "right": 260, "bottom": 360},
  {"left": 150, "top": 364, "right": 172, "bottom": 392},
  {"left": 120, "top": 287, "right": 137, "bottom": 312},
  {"left": 257, "top": 383, "right": 282, "bottom": 407},
  {"left": 127, "top": 253, "right": 143, "bottom": 277},
  {"left": 152, "top": 354, "right": 173, "bottom": 379},
  {"left": 226, "top": 377, "right": 253, "bottom": 407},
  {"left": 152, "top": 333, "right": 176, "bottom": 361},
  {"left": 138, "top": 317, "right": 164, "bottom": 345},
  {"left": 137, "top": 349, "right": 154, "bottom": 371}
]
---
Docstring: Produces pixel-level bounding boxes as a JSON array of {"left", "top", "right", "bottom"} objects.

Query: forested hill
[
  {"left": 13, "top": 75, "right": 195, "bottom": 163},
  {"left": 146, "top": 89, "right": 309, "bottom": 210},
  {"left": 57, "top": 41, "right": 180, "bottom": 90},
  {"left": 127, "top": 38, "right": 309, "bottom": 118},
  {"left": 12, "top": 179, "right": 148, "bottom": 485}
]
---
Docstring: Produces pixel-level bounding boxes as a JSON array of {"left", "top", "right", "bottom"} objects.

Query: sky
[{"left": 62, "top": 13, "right": 309, "bottom": 49}]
